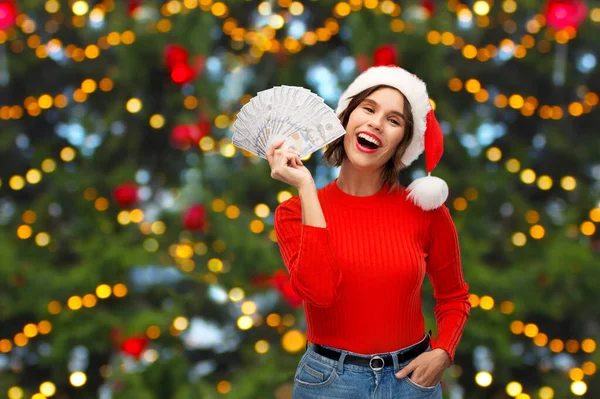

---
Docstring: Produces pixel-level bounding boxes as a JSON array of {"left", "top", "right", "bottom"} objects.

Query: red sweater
[{"left": 274, "top": 179, "right": 470, "bottom": 362}]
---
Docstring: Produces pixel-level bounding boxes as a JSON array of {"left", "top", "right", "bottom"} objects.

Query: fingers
[
  {"left": 395, "top": 361, "right": 416, "bottom": 379},
  {"left": 266, "top": 139, "right": 285, "bottom": 161}
]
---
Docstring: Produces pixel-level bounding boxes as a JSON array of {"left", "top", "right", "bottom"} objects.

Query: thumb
[{"left": 395, "top": 362, "right": 416, "bottom": 379}]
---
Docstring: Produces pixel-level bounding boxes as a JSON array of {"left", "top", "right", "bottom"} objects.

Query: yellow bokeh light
[
  {"left": 35, "top": 232, "right": 51, "bottom": 247},
  {"left": 14, "top": 333, "right": 28, "bottom": 347},
  {"left": 39, "top": 381, "right": 56, "bottom": 396},
  {"left": 277, "top": 190, "right": 293, "bottom": 203},
  {"left": 580, "top": 221, "right": 596, "bottom": 236},
  {"left": 226, "top": 205, "right": 241, "bottom": 219},
  {"left": 281, "top": 329, "right": 305, "bottom": 353},
  {"left": 17, "top": 225, "right": 33, "bottom": 240},
  {"left": 207, "top": 258, "right": 224, "bottom": 273},
  {"left": 60, "top": 147, "right": 76, "bottom": 162},
  {"left": 173, "top": 316, "right": 189, "bottom": 331},
  {"left": 537, "top": 175, "right": 553, "bottom": 190},
  {"left": 9, "top": 175, "right": 26, "bottom": 190},
  {"left": 25, "top": 169, "right": 42, "bottom": 184},
  {"left": 23, "top": 323, "right": 38, "bottom": 338},
  {"left": 72, "top": 1, "right": 89, "bottom": 16},
  {"left": 250, "top": 219, "right": 265, "bottom": 233},
  {"left": 237, "top": 315, "right": 254, "bottom": 330},
  {"left": 220, "top": 142, "right": 236, "bottom": 158},
  {"left": 149, "top": 114, "right": 165, "bottom": 129},
  {"left": 570, "top": 381, "right": 587, "bottom": 396},
  {"left": 241, "top": 300, "right": 257, "bottom": 315},
  {"left": 525, "top": 210, "right": 540, "bottom": 224},
  {"left": 38, "top": 94, "right": 53, "bottom": 109},
  {"left": 290, "top": 1, "right": 304, "bottom": 15},
  {"left": 566, "top": 339, "right": 580, "bottom": 353},
  {"left": 529, "top": 225, "right": 545, "bottom": 239},
  {"left": 96, "top": 284, "right": 112, "bottom": 299},
  {"left": 509, "top": 94, "right": 524, "bottom": 109},
  {"left": 199, "top": 136, "right": 215, "bottom": 151},
  {"left": 117, "top": 211, "right": 131, "bottom": 225},
  {"left": 475, "top": 371, "right": 492, "bottom": 387},
  {"left": 212, "top": 199, "right": 226, "bottom": 212},
  {"left": 589, "top": 208, "right": 600, "bottom": 223},
  {"left": 254, "top": 203, "right": 270, "bottom": 218},
  {"left": 1, "top": 339, "right": 14, "bottom": 353},
  {"left": 67, "top": 295, "right": 82, "bottom": 310},
  {"left": 523, "top": 323, "right": 539, "bottom": 338},
  {"left": 512, "top": 232, "right": 527, "bottom": 247},
  {"left": 569, "top": 367, "right": 584, "bottom": 381},
  {"left": 8, "top": 387, "right": 24, "bottom": 399},
  {"left": 506, "top": 158, "right": 521, "bottom": 173},
  {"left": 538, "top": 386, "right": 554, "bottom": 399},
  {"left": 126, "top": 98, "right": 142, "bottom": 113},
  {"left": 506, "top": 381, "right": 523, "bottom": 396},
  {"left": 41, "top": 159, "right": 57, "bottom": 173},
  {"left": 69, "top": 371, "right": 87, "bottom": 387},
  {"left": 473, "top": 1, "right": 490, "bottom": 16},
  {"left": 486, "top": 147, "right": 502, "bottom": 162},
  {"left": 465, "top": 79, "right": 481, "bottom": 93},
  {"left": 229, "top": 287, "right": 245, "bottom": 302},
  {"left": 255, "top": 339, "right": 270, "bottom": 354},
  {"left": 479, "top": 295, "right": 494, "bottom": 310},
  {"left": 520, "top": 169, "right": 536, "bottom": 184},
  {"left": 211, "top": 2, "right": 228, "bottom": 17}
]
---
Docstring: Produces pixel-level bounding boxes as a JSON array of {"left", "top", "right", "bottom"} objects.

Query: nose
[{"left": 367, "top": 115, "right": 383, "bottom": 132}]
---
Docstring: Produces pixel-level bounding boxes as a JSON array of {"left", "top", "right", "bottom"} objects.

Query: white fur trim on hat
[{"left": 335, "top": 66, "right": 432, "bottom": 168}]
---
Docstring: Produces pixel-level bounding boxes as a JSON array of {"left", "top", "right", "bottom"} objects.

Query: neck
[{"left": 336, "top": 161, "right": 384, "bottom": 196}]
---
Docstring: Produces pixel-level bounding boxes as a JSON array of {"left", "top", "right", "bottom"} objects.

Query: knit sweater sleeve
[
  {"left": 425, "top": 205, "right": 471, "bottom": 363},
  {"left": 274, "top": 198, "right": 342, "bottom": 307}
]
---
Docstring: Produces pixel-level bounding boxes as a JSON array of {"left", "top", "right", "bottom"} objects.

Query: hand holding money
[{"left": 266, "top": 140, "right": 314, "bottom": 189}]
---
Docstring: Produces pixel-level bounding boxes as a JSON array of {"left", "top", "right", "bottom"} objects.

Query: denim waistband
[{"left": 306, "top": 333, "right": 430, "bottom": 373}]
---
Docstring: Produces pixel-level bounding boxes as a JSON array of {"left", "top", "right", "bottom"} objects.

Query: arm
[
  {"left": 274, "top": 185, "right": 341, "bottom": 307},
  {"left": 426, "top": 205, "right": 471, "bottom": 364}
]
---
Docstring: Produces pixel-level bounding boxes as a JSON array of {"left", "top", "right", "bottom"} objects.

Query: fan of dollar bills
[{"left": 232, "top": 86, "right": 347, "bottom": 159}]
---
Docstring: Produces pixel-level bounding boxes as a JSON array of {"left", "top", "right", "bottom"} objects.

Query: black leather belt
[{"left": 310, "top": 333, "right": 430, "bottom": 371}]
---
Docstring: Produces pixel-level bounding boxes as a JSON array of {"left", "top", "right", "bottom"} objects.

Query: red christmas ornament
[
  {"left": 373, "top": 44, "right": 398, "bottom": 67},
  {"left": 170, "top": 63, "right": 196, "bottom": 85},
  {"left": 421, "top": 0, "right": 435, "bottom": 16},
  {"left": 120, "top": 336, "right": 148, "bottom": 359},
  {"left": 113, "top": 183, "right": 139, "bottom": 208},
  {"left": 164, "top": 44, "right": 189, "bottom": 71},
  {"left": 182, "top": 204, "right": 207, "bottom": 231},
  {"left": 545, "top": 0, "right": 588, "bottom": 30},
  {"left": 127, "top": 0, "right": 142, "bottom": 17},
  {"left": 272, "top": 269, "right": 302, "bottom": 309},
  {"left": 171, "top": 125, "right": 192, "bottom": 149},
  {"left": 0, "top": 0, "right": 17, "bottom": 30}
]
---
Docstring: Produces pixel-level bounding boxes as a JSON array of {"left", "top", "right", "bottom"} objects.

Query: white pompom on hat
[{"left": 335, "top": 65, "right": 448, "bottom": 211}]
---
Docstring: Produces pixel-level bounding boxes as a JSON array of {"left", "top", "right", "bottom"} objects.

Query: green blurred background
[{"left": 0, "top": 0, "right": 599, "bottom": 398}]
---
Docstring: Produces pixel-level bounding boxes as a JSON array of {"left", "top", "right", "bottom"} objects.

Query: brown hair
[{"left": 322, "top": 84, "right": 415, "bottom": 191}]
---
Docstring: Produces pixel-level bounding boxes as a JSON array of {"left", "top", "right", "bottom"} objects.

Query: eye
[
  {"left": 388, "top": 119, "right": 400, "bottom": 126},
  {"left": 363, "top": 106, "right": 374, "bottom": 113}
]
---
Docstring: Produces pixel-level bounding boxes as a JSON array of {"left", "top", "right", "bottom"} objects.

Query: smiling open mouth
[{"left": 356, "top": 133, "right": 381, "bottom": 150}]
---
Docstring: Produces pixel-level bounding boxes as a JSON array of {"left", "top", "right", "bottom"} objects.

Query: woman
[{"left": 267, "top": 65, "right": 471, "bottom": 398}]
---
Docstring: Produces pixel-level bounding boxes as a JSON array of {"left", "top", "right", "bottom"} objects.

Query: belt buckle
[{"left": 369, "top": 355, "right": 384, "bottom": 371}]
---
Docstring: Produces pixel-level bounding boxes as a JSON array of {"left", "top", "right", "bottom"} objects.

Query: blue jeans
[{"left": 293, "top": 336, "right": 442, "bottom": 398}]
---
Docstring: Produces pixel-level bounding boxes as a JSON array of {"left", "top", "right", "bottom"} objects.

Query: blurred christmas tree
[{"left": 0, "top": 0, "right": 599, "bottom": 398}]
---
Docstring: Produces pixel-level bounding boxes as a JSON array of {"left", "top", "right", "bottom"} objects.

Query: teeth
[{"left": 358, "top": 133, "right": 381, "bottom": 147}]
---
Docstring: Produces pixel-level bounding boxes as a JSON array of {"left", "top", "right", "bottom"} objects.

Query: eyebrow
[{"left": 362, "top": 98, "right": 407, "bottom": 121}]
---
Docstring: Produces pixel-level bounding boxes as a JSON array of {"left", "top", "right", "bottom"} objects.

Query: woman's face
[{"left": 342, "top": 87, "right": 408, "bottom": 172}]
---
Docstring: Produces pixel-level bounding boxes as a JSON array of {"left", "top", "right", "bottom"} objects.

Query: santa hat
[{"left": 335, "top": 65, "right": 448, "bottom": 211}]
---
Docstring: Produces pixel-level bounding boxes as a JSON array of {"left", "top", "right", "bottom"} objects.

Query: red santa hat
[{"left": 335, "top": 65, "right": 448, "bottom": 211}]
